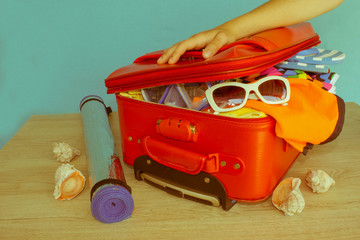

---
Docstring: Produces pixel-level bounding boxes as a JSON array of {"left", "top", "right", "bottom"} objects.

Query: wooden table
[{"left": 1, "top": 102, "right": 359, "bottom": 240}]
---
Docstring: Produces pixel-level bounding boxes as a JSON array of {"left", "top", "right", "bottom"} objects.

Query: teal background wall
[{"left": 0, "top": 0, "right": 358, "bottom": 149}]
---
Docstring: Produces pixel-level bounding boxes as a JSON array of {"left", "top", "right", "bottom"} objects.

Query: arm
[{"left": 157, "top": 0, "right": 343, "bottom": 64}]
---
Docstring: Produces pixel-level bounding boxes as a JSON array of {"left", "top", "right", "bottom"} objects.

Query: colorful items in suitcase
[
  {"left": 104, "top": 22, "right": 345, "bottom": 210},
  {"left": 80, "top": 95, "right": 134, "bottom": 223}
]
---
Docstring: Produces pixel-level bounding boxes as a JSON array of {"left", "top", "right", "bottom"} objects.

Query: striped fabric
[
  {"left": 275, "top": 61, "right": 330, "bottom": 73},
  {"left": 287, "top": 48, "right": 345, "bottom": 65}
]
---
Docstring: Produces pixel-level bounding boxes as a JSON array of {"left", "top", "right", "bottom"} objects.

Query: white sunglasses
[{"left": 205, "top": 76, "right": 291, "bottom": 113}]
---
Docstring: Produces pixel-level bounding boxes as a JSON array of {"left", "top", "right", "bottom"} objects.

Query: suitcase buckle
[{"left": 156, "top": 118, "right": 198, "bottom": 142}]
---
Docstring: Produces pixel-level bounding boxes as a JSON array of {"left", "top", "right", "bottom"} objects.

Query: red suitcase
[{"left": 105, "top": 23, "right": 320, "bottom": 210}]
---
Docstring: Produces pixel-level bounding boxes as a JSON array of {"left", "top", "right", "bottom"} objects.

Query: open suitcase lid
[{"left": 105, "top": 22, "right": 320, "bottom": 94}]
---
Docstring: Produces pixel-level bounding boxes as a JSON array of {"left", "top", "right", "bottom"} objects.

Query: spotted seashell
[
  {"left": 53, "top": 164, "right": 85, "bottom": 200},
  {"left": 53, "top": 142, "right": 80, "bottom": 163},
  {"left": 306, "top": 169, "right": 335, "bottom": 193},
  {"left": 272, "top": 177, "right": 305, "bottom": 216}
]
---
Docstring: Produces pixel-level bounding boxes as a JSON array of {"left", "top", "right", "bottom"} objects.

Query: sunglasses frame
[{"left": 205, "top": 76, "right": 291, "bottom": 113}]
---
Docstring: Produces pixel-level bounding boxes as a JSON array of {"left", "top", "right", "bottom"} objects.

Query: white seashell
[
  {"left": 272, "top": 177, "right": 305, "bottom": 216},
  {"left": 53, "top": 142, "right": 80, "bottom": 163},
  {"left": 53, "top": 164, "right": 86, "bottom": 200},
  {"left": 306, "top": 169, "right": 335, "bottom": 193}
]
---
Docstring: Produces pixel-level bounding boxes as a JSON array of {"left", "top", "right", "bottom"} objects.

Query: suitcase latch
[
  {"left": 205, "top": 153, "right": 244, "bottom": 176},
  {"left": 156, "top": 118, "right": 198, "bottom": 142}
]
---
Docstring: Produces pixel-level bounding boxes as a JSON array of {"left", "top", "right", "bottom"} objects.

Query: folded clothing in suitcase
[{"left": 104, "top": 22, "right": 344, "bottom": 210}]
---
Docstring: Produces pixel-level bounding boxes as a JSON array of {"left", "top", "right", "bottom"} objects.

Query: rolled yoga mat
[{"left": 80, "top": 95, "right": 134, "bottom": 223}]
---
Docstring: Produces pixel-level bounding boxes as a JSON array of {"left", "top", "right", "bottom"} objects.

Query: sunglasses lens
[
  {"left": 258, "top": 79, "right": 287, "bottom": 102},
  {"left": 212, "top": 86, "right": 246, "bottom": 109}
]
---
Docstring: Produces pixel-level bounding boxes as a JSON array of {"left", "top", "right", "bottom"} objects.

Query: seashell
[
  {"left": 306, "top": 169, "right": 335, "bottom": 193},
  {"left": 53, "top": 164, "right": 86, "bottom": 200},
  {"left": 272, "top": 177, "right": 305, "bottom": 216},
  {"left": 53, "top": 142, "right": 80, "bottom": 163}
]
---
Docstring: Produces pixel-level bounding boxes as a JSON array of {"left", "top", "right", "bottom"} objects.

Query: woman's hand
[
  {"left": 156, "top": 0, "right": 343, "bottom": 65},
  {"left": 157, "top": 27, "right": 237, "bottom": 65}
]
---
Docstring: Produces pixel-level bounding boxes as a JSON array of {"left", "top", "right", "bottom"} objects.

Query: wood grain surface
[{"left": 0, "top": 102, "right": 359, "bottom": 240}]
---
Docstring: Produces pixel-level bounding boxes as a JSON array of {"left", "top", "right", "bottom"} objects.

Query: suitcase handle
[
  {"left": 142, "top": 136, "right": 207, "bottom": 174},
  {"left": 142, "top": 136, "right": 243, "bottom": 175}
]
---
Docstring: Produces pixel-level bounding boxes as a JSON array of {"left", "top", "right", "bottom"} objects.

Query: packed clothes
[{"left": 118, "top": 47, "right": 345, "bottom": 153}]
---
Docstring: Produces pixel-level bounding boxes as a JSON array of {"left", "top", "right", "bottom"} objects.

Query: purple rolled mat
[
  {"left": 80, "top": 95, "right": 134, "bottom": 223},
  {"left": 91, "top": 185, "right": 134, "bottom": 223}
]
